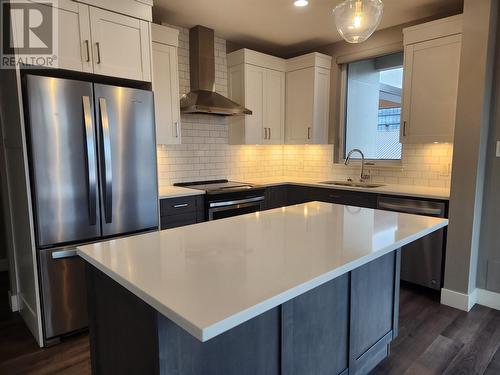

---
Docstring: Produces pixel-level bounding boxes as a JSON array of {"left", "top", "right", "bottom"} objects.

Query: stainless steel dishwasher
[{"left": 378, "top": 196, "right": 447, "bottom": 290}]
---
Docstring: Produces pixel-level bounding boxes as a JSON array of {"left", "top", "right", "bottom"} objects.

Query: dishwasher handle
[{"left": 378, "top": 201, "right": 444, "bottom": 217}]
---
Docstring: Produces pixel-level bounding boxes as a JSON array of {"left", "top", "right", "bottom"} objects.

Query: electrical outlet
[{"left": 497, "top": 141, "right": 500, "bottom": 157}]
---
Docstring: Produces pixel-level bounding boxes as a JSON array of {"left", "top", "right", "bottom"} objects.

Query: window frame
[{"left": 336, "top": 56, "right": 404, "bottom": 168}]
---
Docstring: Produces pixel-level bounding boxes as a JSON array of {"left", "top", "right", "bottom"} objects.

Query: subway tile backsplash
[{"left": 156, "top": 25, "right": 453, "bottom": 189}]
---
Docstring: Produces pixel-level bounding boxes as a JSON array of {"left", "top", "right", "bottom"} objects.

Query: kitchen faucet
[{"left": 345, "top": 149, "right": 370, "bottom": 182}]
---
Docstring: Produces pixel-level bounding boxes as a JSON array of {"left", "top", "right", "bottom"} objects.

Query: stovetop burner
[{"left": 174, "top": 179, "right": 260, "bottom": 194}]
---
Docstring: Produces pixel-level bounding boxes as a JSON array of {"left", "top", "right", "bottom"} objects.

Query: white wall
[
  {"left": 443, "top": 0, "right": 498, "bottom": 302},
  {"left": 156, "top": 26, "right": 283, "bottom": 186},
  {"left": 156, "top": 24, "right": 453, "bottom": 189}
]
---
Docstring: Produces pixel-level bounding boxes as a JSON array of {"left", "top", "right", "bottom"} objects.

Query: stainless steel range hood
[{"left": 180, "top": 25, "right": 252, "bottom": 116}]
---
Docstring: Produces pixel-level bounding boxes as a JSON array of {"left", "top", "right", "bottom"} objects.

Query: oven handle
[{"left": 209, "top": 196, "right": 265, "bottom": 208}]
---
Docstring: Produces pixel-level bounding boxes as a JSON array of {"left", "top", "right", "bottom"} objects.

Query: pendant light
[{"left": 333, "top": 0, "right": 384, "bottom": 43}]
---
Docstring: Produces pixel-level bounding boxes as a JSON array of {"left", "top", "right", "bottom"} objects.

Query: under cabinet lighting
[{"left": 294, "top": 0, "right": 309, "bottom": 7}]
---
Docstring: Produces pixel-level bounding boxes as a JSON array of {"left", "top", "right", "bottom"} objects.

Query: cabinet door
[
  {"left": 401, "top": 34, "right": 461, "bottom": 143},
  {"left": 89, "top": 7, "right": 151, "bottom": 82},
  {"left": 37, "top": 0, "right": 92, "bottom": 72},
  {"left": 263, "top": 70, "right": 285, "bottom": 144},
  {"left": 286, "top": 68, "right": 314, "bottom": 144},
  {"left": 244, "top": 65, "right": 266, "bottom": 144},
  {"left": 152, "top": 42, "right": 181, "bottom": 145},
  {"left": 350, "top": 251, "right": 399, "bottom": 375},
  {"left": 264, "top": 185, "right": 289, "bottom": 210},
  {"left": 282, "top": 274, "right": 349, "bottom": 375},
  {"left": 287, "top": 185, "right": 314, "bottom": 206},
  {"left": 312, "top": 67, "right": 330, "bottom": 144}
]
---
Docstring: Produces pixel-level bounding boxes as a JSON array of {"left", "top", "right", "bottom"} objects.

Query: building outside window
[{"left": 341, "top": 52, "right": 404, "bottom": 162}]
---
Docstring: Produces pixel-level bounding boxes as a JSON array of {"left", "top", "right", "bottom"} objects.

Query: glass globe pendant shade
[{"left": 333, "top": 0, "right": 384, "bottom": 43}]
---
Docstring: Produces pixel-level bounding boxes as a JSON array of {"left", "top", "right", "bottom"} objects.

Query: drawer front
[
  {"left": 315, "top": 188, "right": 378, "bottom": 209},
  {"left": 160, "top": 196, "right": 203, "bottom": 216}
]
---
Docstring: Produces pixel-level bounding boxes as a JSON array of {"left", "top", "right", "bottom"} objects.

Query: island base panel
[{"left": 85, "top": 249, "right": 400, "bottom": 375}]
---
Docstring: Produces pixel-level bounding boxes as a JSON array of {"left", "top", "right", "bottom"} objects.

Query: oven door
[{"left": 208, "top": 196, "right": 265, "bottom": 220}]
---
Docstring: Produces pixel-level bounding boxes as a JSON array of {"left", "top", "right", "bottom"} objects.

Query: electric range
[{"left": 174, "top": 179, "right": 266, "bottom": 220}]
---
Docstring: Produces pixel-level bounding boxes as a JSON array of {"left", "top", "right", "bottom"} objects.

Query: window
[{"left": 341, "top": 52, "right": 404, "bottom": 162}]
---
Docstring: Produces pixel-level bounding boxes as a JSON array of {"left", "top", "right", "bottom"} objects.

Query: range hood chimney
[{"left": 180, "top": 25, "right": 252, "bottom": 116}]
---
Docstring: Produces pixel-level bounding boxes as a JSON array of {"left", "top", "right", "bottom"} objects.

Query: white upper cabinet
[
  {"left": 227, "top": 49, "right": 286, "bottom": 145},
  {"left": 56, "top": 0, "right": 93, "bottom": 73},
  {"left": 285, "top": 53, "right": 331, "bottom": 144},
  {"left": 151, "top": 24, "right": 181, "bottom": 145},
  {"left": 265, "top": 69, "right": 286, "bottom": 143},
  {"left": 401, "top": 15, "right": 462, "bottom": 144},
  {"left": 89, "top": 7, "right": 151, "bottom": 82},
  {"left": 44, "top": 0, "right": 152, "bottom": 81}
]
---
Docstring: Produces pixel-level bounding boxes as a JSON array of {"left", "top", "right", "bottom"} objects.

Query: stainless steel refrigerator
[{"left": 23, "top": 75, "right": 158, "bottom": 344}]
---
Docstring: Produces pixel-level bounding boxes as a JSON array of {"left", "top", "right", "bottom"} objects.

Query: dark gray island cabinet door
[
  {"left": 349, "top": 251, "right": 400, "bottom": 375},
  {"left": 282, "top": 274, "right": 350, "bottom": 375}
]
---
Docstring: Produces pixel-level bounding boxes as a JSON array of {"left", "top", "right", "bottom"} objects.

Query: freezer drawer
[{"left": 39, "top": 248, "right": 88, "bottom": 340}]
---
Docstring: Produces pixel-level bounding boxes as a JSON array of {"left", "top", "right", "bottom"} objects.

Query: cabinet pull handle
[
  {"left": 403, "top": 121, "right": 407, "bottom": 137},
  {"left": 175, "top": 121, "right": 179, "bottom": 138},
  {"left": 269, "top": 128, "right": 271, "bottom": 139},
  {"left": 52, "top": 249, "right": 78, "bottom": 259},
  {"left": 96, "top": 42, "right": 101, "bottom": 64},
  {"left": 307, "top": 127, "right": 311, "bottom": 140},
  {"left": 173, "top": 203, "right": 188, "bottom": 208},
  {"left": 84, "top": 40, "right": 90, "bottom": 62}
]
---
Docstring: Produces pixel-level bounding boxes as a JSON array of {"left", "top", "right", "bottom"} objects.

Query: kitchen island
[{"left": 77, "top": 202, "right": 448, "bottom": 375}]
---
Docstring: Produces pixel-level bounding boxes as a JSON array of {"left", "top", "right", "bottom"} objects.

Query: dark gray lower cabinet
[
  {"left": 158, "top": 308, "right": 281, "bottom": 375},
  {"left": 282, "top": 274, "right": 349, "bottom": 375},
  {"left": 86, "top": 251, "right": 401, "bottom": 375},
  {"left": 264, "top": 185, "right": 289, "bottom": 210},
  {"left": 264, "top": 184, "right": 378, "bottom": 211},
  {"left": 350, "top": 251, "right": 400, "bottom": 375},
  {"left": 160, "top": 195, "right": 205, "bottom": 229}
]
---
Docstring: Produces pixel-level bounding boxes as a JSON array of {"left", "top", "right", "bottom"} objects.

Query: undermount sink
[{"left": 320, "top": 181, "right": 385, "bottom": 188}]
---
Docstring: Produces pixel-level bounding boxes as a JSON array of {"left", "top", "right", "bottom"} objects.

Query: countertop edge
[
  {"left": 77, "top": 217, "right": 448, "bottom": 343},
  {"left": 158, "top": 181, "right": 449, "bottom": 201},
  {"left": 158, "top": 188, "right": 206, "bottom": 200},
  {"left": 264, "top": 181, "right": 450, "bottom": 200}
]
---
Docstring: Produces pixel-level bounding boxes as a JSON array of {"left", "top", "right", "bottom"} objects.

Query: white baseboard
[
  {"left": 476, "top": 288, "right": 500, "bottom": 311},
  {"left": 0, "top": 258, "right": 7, "bottom": 272},
  {"left": 440, "top": 288, "right": 477, "bottom": 311}
]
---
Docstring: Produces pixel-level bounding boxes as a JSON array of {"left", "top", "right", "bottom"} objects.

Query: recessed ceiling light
[{"left": 294, "top": 0, "right": 309, "bottom": 7}]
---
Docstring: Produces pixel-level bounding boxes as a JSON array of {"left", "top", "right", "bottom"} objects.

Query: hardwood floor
[
  {"left": 372, "top": 283, "right": 500, "bottom": 375},
  {"left": 1, "top": 272, "right": 499, "bottom": 374},
  {"left": 0, "top": 272, "right": 90, "bottom": 374}
]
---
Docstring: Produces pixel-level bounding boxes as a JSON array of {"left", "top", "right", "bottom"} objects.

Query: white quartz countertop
[
  {"left": 158, "top": 185, "right": 205, "bottom": 199},
  {"left": 77, "top": 202, "right": 448, "bottom": 342},
  {"left": 247, "top": 177, "right": 450, "bottom": 200},
  {"left": 158, "top": 177, "right": 449, "bottom": 201}
]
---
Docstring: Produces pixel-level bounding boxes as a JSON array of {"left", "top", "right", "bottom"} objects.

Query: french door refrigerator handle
[
  {"left": 99, "top": 97, "right": 113, "bottom": 223},
  {"left": 82, "top": 96, "right": 97, "bottom": 225}
]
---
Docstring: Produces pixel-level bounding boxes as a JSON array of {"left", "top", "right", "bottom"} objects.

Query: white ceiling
[{"left": 153, "top": 0, "right": 462, "bottom": 57}]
